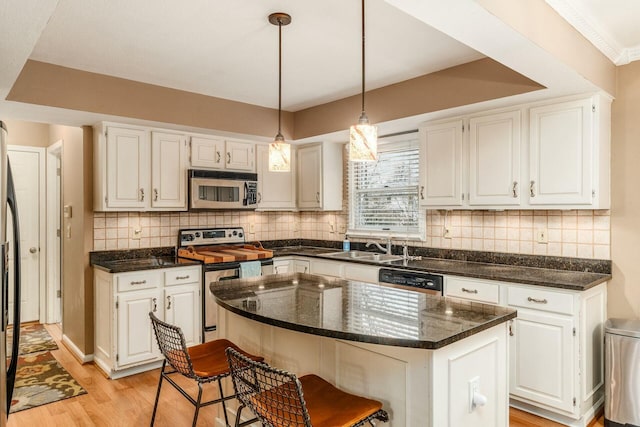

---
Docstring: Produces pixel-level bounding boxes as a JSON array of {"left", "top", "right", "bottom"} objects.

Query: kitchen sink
[{"left": 322, "top": 251, "right": 403, "bottom": 263}]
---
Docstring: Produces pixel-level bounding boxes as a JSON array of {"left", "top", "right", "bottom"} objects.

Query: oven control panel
[{"left": 179, "top": 227, "right": 245, "bottom": 247}]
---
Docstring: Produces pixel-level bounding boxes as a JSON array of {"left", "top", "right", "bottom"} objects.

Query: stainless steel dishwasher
[
  {"left": 605, "top": 318, "right": 640, "bottom": 427},
  {"left": 378, "top": 268, "right": 443, "bottom": 295}
]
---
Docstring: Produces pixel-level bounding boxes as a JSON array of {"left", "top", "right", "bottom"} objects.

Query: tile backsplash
[{"left": 93, "top": 209, "right": 610, "bottom": 260}]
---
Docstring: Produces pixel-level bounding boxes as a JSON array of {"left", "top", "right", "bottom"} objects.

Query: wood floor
[{"left": 8, "top": 324, "right": 606, "bottom": 426}]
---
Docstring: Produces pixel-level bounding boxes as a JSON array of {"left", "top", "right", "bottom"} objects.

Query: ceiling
[{"left": 28, "top": 0, "right": 483, "bottom": 112}]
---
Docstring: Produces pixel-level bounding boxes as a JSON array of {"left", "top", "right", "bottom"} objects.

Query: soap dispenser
[{"left": 342, "top": 235, "right": 350, "bottom": 252}]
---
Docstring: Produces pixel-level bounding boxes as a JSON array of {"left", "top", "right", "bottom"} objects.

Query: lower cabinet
[
  {"left": 273, "top": 257, "right": 310, "bottom": 274},
  {"left": 94, "top": 265, "right": 202, "bottom": 378},
  {"left": 444, "top": 275, "right": 607, "bottom": 426}
]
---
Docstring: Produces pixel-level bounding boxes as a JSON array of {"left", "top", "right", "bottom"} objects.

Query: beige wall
[
  {"left": 610, "top": 62, "right": 640, "bottom": 319},
  {"left": 3, "top": 119, "right": 50, "bottom": 147},
  {"left": 50, "top": 124, "right": 94, "bottom": 354}
]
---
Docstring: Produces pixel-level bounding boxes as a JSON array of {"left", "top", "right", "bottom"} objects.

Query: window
[{"left": 348, "top": 133, "right": 423, "bottom": 238}]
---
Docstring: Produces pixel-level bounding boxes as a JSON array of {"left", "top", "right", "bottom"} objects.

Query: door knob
[{"left": 29, "top": 247, "right": 38, "bottom": 254}]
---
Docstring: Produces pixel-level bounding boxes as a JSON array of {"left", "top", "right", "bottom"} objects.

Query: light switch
[{"left": 63, "top": 205, "right": 72, "bottom": 218}]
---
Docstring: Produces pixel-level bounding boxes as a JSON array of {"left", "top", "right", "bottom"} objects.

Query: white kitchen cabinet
[
  {"left": 469, "top": 110, "right": 521, "bottom": 206},
  {"left": 297, "top": 142, "right": 343, "bottom": 211},
  {"left": 343, "top": 263, "right": 379, "bottom": 283},
  {"left": 529, "top": 96, "right": 610, "bottom": 208},
  {"left": 104, "top": 126, "right": 150, "bottom": 210},
  {"left": 94, "top": 123, "right": 188, "bottom": 211},
  {"left": 273, "top": 257, "right": 309, "bottom": 274},
  {"left": 94, "top": 265, "right": 202, "bottom": 378},
  {"left": 309, "top": 259, "right": 343, "bottom": 278},
  {"left": 189, "top": 135, "right": 255, "bottom": 171},
  {"left": 256, "top": 144, "right": 296, "bottom": 210},
  {"left": 151, "top": 131, "right": 188, "bottom": 209},
  {"left": 419, "top": 119, "right": 464, "bottom": 207}
]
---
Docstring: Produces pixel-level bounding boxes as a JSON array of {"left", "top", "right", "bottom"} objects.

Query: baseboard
[
  {"left": 61, "top": 334, "right": 94, "bottom": 364},
  {"left": 510, "top": 396, "right": 604, "bottom": 427}
]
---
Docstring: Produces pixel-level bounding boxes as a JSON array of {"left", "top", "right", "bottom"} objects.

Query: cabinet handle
[
  {"left": 527, "top": 296, "right": 548, "bottom": 304},
  {"left": 130, "top": 280, "right": 147, "bottom": 285},
  {"left": 152, "top": 297, "right": 157, "bottom": 312},
  {"left": 530, "top": 180, "right": 536, "bottom": 197},
  {"left": 315, "top": 192, "right": 320, "bottom": 203},
  {"left": 166, "top": 296, "right": 171, "bottom": 310},
  {"left": 275, "top": 266, "right": 281, "bottom": 274},
  {"left": 216, "top": 151, "right": 221, "bottom": 163},
  {"left": 304, "top": 266, "right": 308, "bottom": 273},
  {"left": 512, "top": 181, "right": 518, "bottom": 198},
  {"left": 139, "top": 188, "right": 145, "bottom": 202},
  {"left": 257, "top": 192, "right": 262, "bottom": 203},
  {"left": 153, "top": 188, "right": 158, "bottom": 201},
  {"left": 420, "top": 186, "right": 425, "bottom": 200},
  {"left": 461, "top": 288, "right": 478, "bottom": 294},
  {"left": 509, "top": 320, "right": 514, "bottom": 337},
  {"left": 227, "top": 152, "right": 231, "bottom": 164},
  {"left": 175, "top": 275, "right": 190, "bottom": 280}
]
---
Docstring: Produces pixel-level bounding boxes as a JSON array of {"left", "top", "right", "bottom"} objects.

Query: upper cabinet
[
  {"left": 189, "top": 135, "right": 255, "bottom": 172},
  {"left": 255, "top": 144, "right": 297, "bottom": 210},
  {"left": 419, "top": 94, "right": 610, "bottom": 210},
  {"left": 94, "top": 123, "right": 188, "bottom": 211},
  {"left": 297, "top": 142, "right": 343, "bottom": 211}
]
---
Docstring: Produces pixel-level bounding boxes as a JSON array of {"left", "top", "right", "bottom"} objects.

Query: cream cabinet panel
[
  {"left": 116, "top": 289, "right": 163, "bottom": 367},
  {"left": 293, "top": 260, "right": 310, "bottom": 273},
  {"left": 509, "top": 309, "right": 575, "bottom": 414},
  {"left": 343, "top": 263, "right": 379, "bottom": 283},
  {"left": 529, "top": 98, "right": 593, "bottom": 205},
  {"left": 469, "top": 111, "right": 521, "bottom": 206},
  {"left": 256, "top": 144, "right": 296, "bottom": 210},
  {"left": 297, "top": 142, "right": 343, "bottom": 211},
  {"left": 164, "top": 284, "right": 200, "bottom": 348},
  {"left": 273, "top": 259, "right": 291, "bottom": 274},
  {"left": 105, "top": 126, "right": 150, "bottom": 209},
  {"left": 419, "top": 119, "right": 464, "bottom": 206},
  {"left": 226, "top": 140, "right": 255, "bottom": 171},
  {"left": 151, "top": 132, "right": 187, "bottom": 209},
  {"left": 190, "top": 136, "right": 224, "bottom": 169},
  {"left": 309, "top": 259, "right": 343, "bottom": 278}
]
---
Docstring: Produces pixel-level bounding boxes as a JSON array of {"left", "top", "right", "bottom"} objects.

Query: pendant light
[
  {"left": 268, "top": 12, "right": 292, "bottom": 172},
  {"left": 349, "top": 0, "right": 377, "bottom": 162}
]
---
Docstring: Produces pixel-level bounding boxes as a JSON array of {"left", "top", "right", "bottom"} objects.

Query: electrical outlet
[
  {"left": 536, "top": 228, "right": 548, "bottom": 244},
  {"left": 328, "top": 221, "right": 335, "bottom": 233},
  {"left": 131, "top": 228, "right": 142, "bottom": 240},
  {"left": 338, "top": 224, "right": 346, "bottom": 234},
  {"left": 249, "top": 223, "right": 255, "bottom": 234},
  {"left": 443, "top": 228, "right": 452, "bottom": 239}
]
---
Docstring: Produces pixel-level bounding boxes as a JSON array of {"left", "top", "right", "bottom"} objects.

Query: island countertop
[{"left": 211, "top": 272, "right": 517, "bottom": 349}]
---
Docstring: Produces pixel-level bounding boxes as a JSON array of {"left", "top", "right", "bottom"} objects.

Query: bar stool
[
  {"left": 149, "top": 313, "right": 264, "bottom": 427},
  {"left": 226, "top": 347, "right": 389, "bottom": 427}
]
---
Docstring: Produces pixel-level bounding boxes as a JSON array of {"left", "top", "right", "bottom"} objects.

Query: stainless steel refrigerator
[{"left": 0, "top": 121, "right": 21, "bottom": 426}]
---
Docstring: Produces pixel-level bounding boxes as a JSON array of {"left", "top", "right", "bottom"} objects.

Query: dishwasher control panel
[{"left": 378, "top": 268, "right": 443, "bottom": 294}]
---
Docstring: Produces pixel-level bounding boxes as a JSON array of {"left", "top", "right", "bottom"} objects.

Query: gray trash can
[{"left": 605, "top": 318, "right": 640, "bottom": 427}]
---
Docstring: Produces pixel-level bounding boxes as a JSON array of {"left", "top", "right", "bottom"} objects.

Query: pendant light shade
[
  {"left": 268, "top": 12, "right": 291, "bottom": 172},
  {"left": 349, "top": 0, "right": 377, "bottom": 162}
]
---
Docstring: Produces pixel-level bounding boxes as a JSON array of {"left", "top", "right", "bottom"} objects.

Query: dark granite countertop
[
  {"left": 90, "top": 247, "right": 200, "bottom": 273},
  {"left": 270, "top": 246, "right": 610, "bottom": 291},
  {"left": 212, "top": 273, "right": 517, "bottom": 350}
]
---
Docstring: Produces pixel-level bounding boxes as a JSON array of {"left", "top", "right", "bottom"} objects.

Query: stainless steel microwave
[{"left": 188, "top": 170, "right": 258, "bottom": 210}]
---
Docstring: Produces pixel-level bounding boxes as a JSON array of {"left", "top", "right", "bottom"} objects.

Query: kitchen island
[{"left": 212, "top": 273, "right": 517, "bottom": 427}]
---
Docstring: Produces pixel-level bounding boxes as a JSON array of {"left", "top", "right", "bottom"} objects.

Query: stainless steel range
[{"left": 177, "top": 227, "right": 274, "bottom": 342}]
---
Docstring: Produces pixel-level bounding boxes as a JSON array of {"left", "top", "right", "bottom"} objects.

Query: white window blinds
[{"left": 348, "top": 134, "right": 421, "bottom": 236}]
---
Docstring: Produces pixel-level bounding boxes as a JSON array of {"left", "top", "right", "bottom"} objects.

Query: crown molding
[{"left": 546, "top": 0, "right": 639, "bottom": 65}]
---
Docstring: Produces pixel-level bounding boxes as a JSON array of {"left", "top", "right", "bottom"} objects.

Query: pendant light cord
[
  {"left": 278, "top": 18, "right": 283, "bottom": 137},
  {"left": 361, "top": 0, "right": 366, "bottom": 116}
]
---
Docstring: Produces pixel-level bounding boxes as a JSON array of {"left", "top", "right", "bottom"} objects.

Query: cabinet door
[
  {"left": 226, "top": 140, "right": 255, "bottom": 171},
  {"left": 256, "top": 145, "right": 296, "bottom": 209},
  {"left": 117, "top": 289, "right": 162, "bottom": 367},
  {"left": 419, "top": 120, "right": 464, "bottom": 206},
  {"left": 273, "top": 260, "right": 291, "bottom": 274},
  {"left": 106, "top": 126, "right": 150, "bottom": 209},
  {"left": 293, "top": 260, "right": 310, "bottom": 274},
  {"left": 309, "top": 259, "right": 342, "bottom": 278},
  {"left": 165, "top": 284, "right": 201, "bottom": 347},
  {"left": 151, "top": 132, "right": 187, "bottom": 209},
  {"left": 297, "top": 145, "right": 322, "bottom": 209},
  {"left": 529, "top": 98, "right": 593, "bottom": 205},
  {"left": 509, "top": 309, "right": 576, "bottom": 414},
  {"left": 190, "top": 136, "right": 224, "bottom": 169},
  {"left": 469, "top": 111, "right": 521, "bottom": 206}
]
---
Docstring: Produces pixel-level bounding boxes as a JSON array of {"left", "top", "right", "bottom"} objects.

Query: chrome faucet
[{"left": 365, "top": 237, "right": 392, "bottom": 255}]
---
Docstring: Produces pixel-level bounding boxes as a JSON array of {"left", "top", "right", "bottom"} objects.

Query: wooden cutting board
[
  {"left": 218, "top": 249, "right": 259, "bottom": 260},
  {"left": 177, "top": 248, "right": 235, "bottom": 263}
]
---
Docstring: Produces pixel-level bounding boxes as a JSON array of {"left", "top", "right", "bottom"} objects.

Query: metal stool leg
[
  {"left": 150, "top": 360, "right": 166, "bottom": 426},
  {"left": 234, "top": 404, "right": 244, "bottom": 427},
  {"left": 218, "top": 378, "right": 231, "bottom": 427},
  {"left": 192, "top": 383, "right": 204, "bottom": 427}
]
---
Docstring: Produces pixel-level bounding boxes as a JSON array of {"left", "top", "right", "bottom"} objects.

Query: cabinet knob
[
  {"left": 527, "top": 296, "right": 548, "bottom": 304},
  {"left": 29, "top": 247, "right": 38, "bottom": 254},
  {"left": 152, "top": 297, "right": 157, "bottom": 312},
  {"left": 509, "top": 320, "right": 514, "bottom": 337},
  {"left": 315, "top": 192, "right": 320, "bottom": 203},
  {"left": 420, "top": 186, "right": 425, "bottom": 200},
  {"left": 461, "top": 288, "right": 478, "bottom": 294},
  {"left": 257, "top": 192, "right": 262, "bottom": 203}
]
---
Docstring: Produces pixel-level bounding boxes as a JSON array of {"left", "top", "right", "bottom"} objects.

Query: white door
[
  {"left": 151, "top": 132, "right": 187, "bottom": 209},
  {"left": 164, "top": 284, "right": 200, "bottom": 347},
  {"left": 419, "top": 119, "right": 464, "bottom": 206},
  {"left": 469, "top": 110, "right": 521, "bottom": 206},
  {"left": 7, "top": 147, "right": 44, "bottom": 323}
]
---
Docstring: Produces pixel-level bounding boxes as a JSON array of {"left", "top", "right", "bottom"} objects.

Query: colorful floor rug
[{"left": 8, "top": 324, "right": 87, "bottom": 413}]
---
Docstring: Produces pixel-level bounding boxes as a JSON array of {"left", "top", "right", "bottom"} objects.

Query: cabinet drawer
[
  {"left": 446, "top": 276, "right": 500, "bottom": 304},
  {"left": 507, "top": 286, "right": 573, "bottom": 315},
  {"left": 116, "top": 271, "right": 162, "bottom": 292},
  {"left": 165, "top": 267, "right": 200, "bottom": 286}
]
